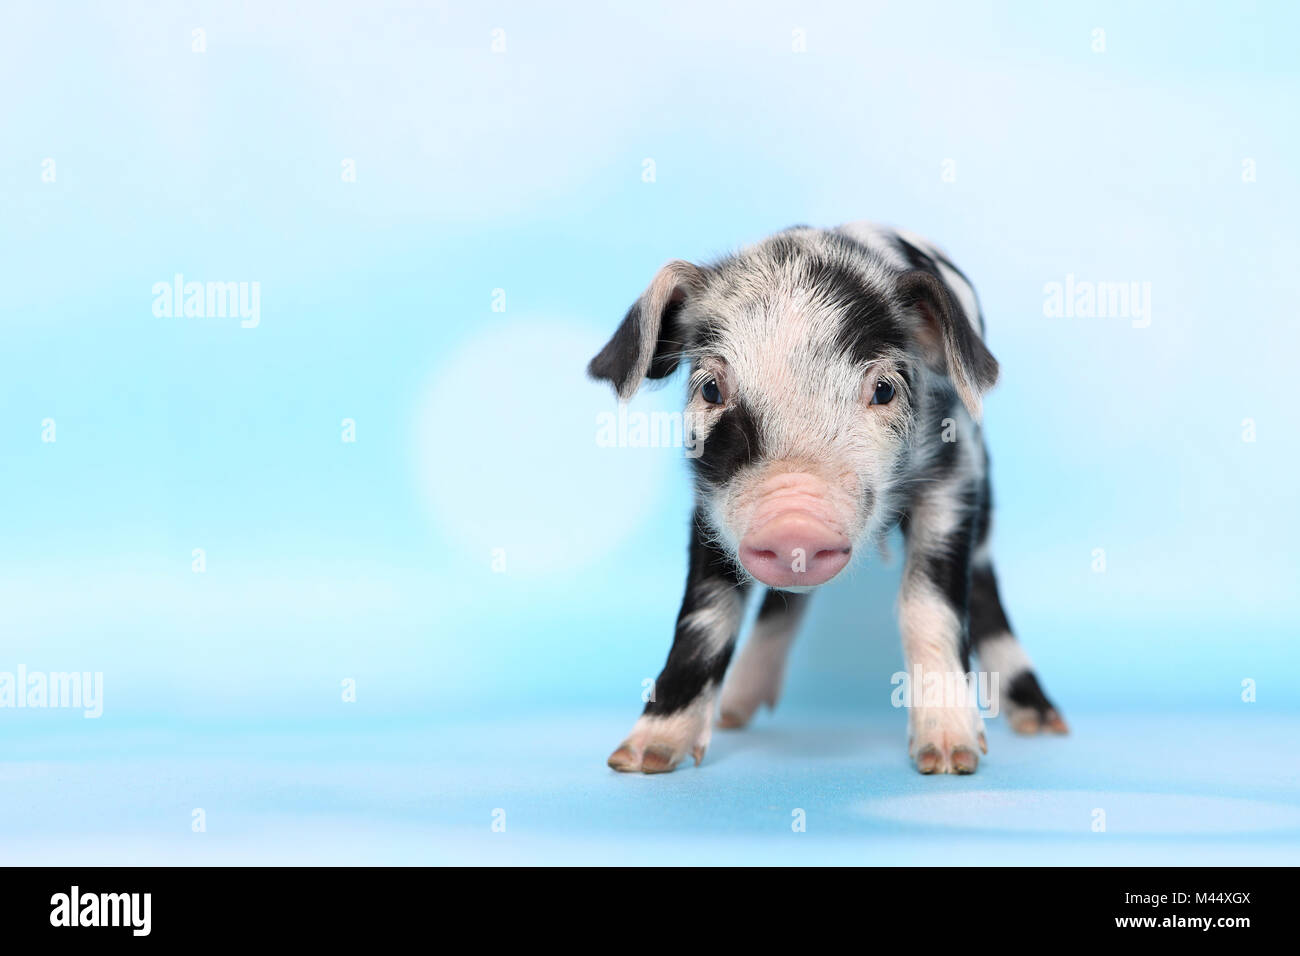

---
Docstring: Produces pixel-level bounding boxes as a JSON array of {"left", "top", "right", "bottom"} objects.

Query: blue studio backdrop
[{"left": 2, "top": 1, "right": 1298, "bottom": 864}]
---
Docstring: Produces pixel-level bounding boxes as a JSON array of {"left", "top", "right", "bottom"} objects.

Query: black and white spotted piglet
[{"left": 588, "top": 222, "right": 1067, "bottom": 775}]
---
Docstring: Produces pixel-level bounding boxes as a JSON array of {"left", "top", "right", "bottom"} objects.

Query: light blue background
[{"left": 2, "top": 1, "right": 1297, "bottom": 865}]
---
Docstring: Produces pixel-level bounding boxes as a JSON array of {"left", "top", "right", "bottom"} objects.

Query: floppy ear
[
  {"left": 588, "top": 260, "right": 704, "bottom": 400},
  {"left": 897, "top": 270, "right": 999, "bottom": 420}
]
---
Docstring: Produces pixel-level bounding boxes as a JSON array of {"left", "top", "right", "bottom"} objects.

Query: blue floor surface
[{"left": 3, "top": 709, "right": 1297, "bottom": 865}]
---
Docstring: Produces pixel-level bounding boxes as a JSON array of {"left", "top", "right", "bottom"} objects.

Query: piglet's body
[{"left": 589, "top": 223, "right": 1066, "bottom": 775}]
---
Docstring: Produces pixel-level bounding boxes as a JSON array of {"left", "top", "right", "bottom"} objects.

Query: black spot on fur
[
  {"left": 758, "top": 233, "right": 811, "bottom": 268},
  {"left": 893, "top": 235, "right": 939, "bottom": 274},
  {"left": 709, "top": 231, "right": 909, "bottom": 369},
  {"left": 902, "top": 480, "right": 982, "bottom": 672},
  {"left": 971, "top": 471, "right": 993, "bottom": 549},
  {"left": 808, "top": 258, "right": 909, "bottom": 367},
  {"left": 968, "top": 472, "right": 1020, "bottom": 651},
  {"left": 757, "top": 588, "right": 808, "bottom": 622},
  {"left": 644, "top": 511, "right": 749, "bottom": 716},
  {"left": 1007, "top": 670, "right": 1057, "bottom": 714},
  {"left": 924, "top": 515, "right": 978, "bottom": 671},
  {"left": 928, "top": 424, "right": 961, "bottom": 473},
  {"left": 969, "top": 563, "right": 1013, "bottom": 646},
  {"left": 693, "top": 400, "right": 763, "bottom": 487}
]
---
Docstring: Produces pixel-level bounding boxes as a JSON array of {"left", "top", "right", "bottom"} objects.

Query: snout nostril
[
  {"left": 814, "top": 548, "right": 851, "bottom": 560},
  {"left": 738, "top": 511, "right": 852, "bottom": 587}
]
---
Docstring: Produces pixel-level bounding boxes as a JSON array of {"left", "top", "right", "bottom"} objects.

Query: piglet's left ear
[{"left": 897, "top": 270, "right": 999, "bottom": 421}]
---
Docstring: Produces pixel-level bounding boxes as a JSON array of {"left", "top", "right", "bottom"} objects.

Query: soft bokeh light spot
[
  {"left": 417, "top": 320, "right": 680, "bottom": 576},
  {"left": 859, "top": 790, "right": 1300, "bottom": 835}
]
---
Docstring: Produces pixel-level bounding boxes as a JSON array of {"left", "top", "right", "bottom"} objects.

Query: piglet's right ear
[{"left": 588, "top": 260, "right": 703, "bottom": 400}]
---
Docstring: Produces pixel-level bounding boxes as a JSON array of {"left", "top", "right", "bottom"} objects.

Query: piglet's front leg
[
  {"left": 900, "top": 587, "right": 987, "bottom": 773},
  {"left": 900, "top": 495, "right": 987, "bottom": 775},
  {"left": 608, "top": 512, "right": 749, "bottom": 774}
]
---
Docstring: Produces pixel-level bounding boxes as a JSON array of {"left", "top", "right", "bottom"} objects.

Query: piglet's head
[{"left": 588, "top": 234, "right": 998, "bottom": 591}]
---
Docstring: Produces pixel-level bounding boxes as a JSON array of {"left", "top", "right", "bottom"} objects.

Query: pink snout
[{"left": 739, "top": 512, "right": 852, "bottom": 589}]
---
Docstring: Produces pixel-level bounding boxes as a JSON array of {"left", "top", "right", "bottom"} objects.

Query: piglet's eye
[
  {"left": 870, "top": 380, "right": 896, "bottom": 406},
  {"left": 701, "top": 379, "right": 724, "bottom": 405}
]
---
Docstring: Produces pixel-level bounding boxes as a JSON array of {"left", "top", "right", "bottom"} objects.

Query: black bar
[{"left": 0, "top": 866, "right": 1283, "bottom": 941}]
